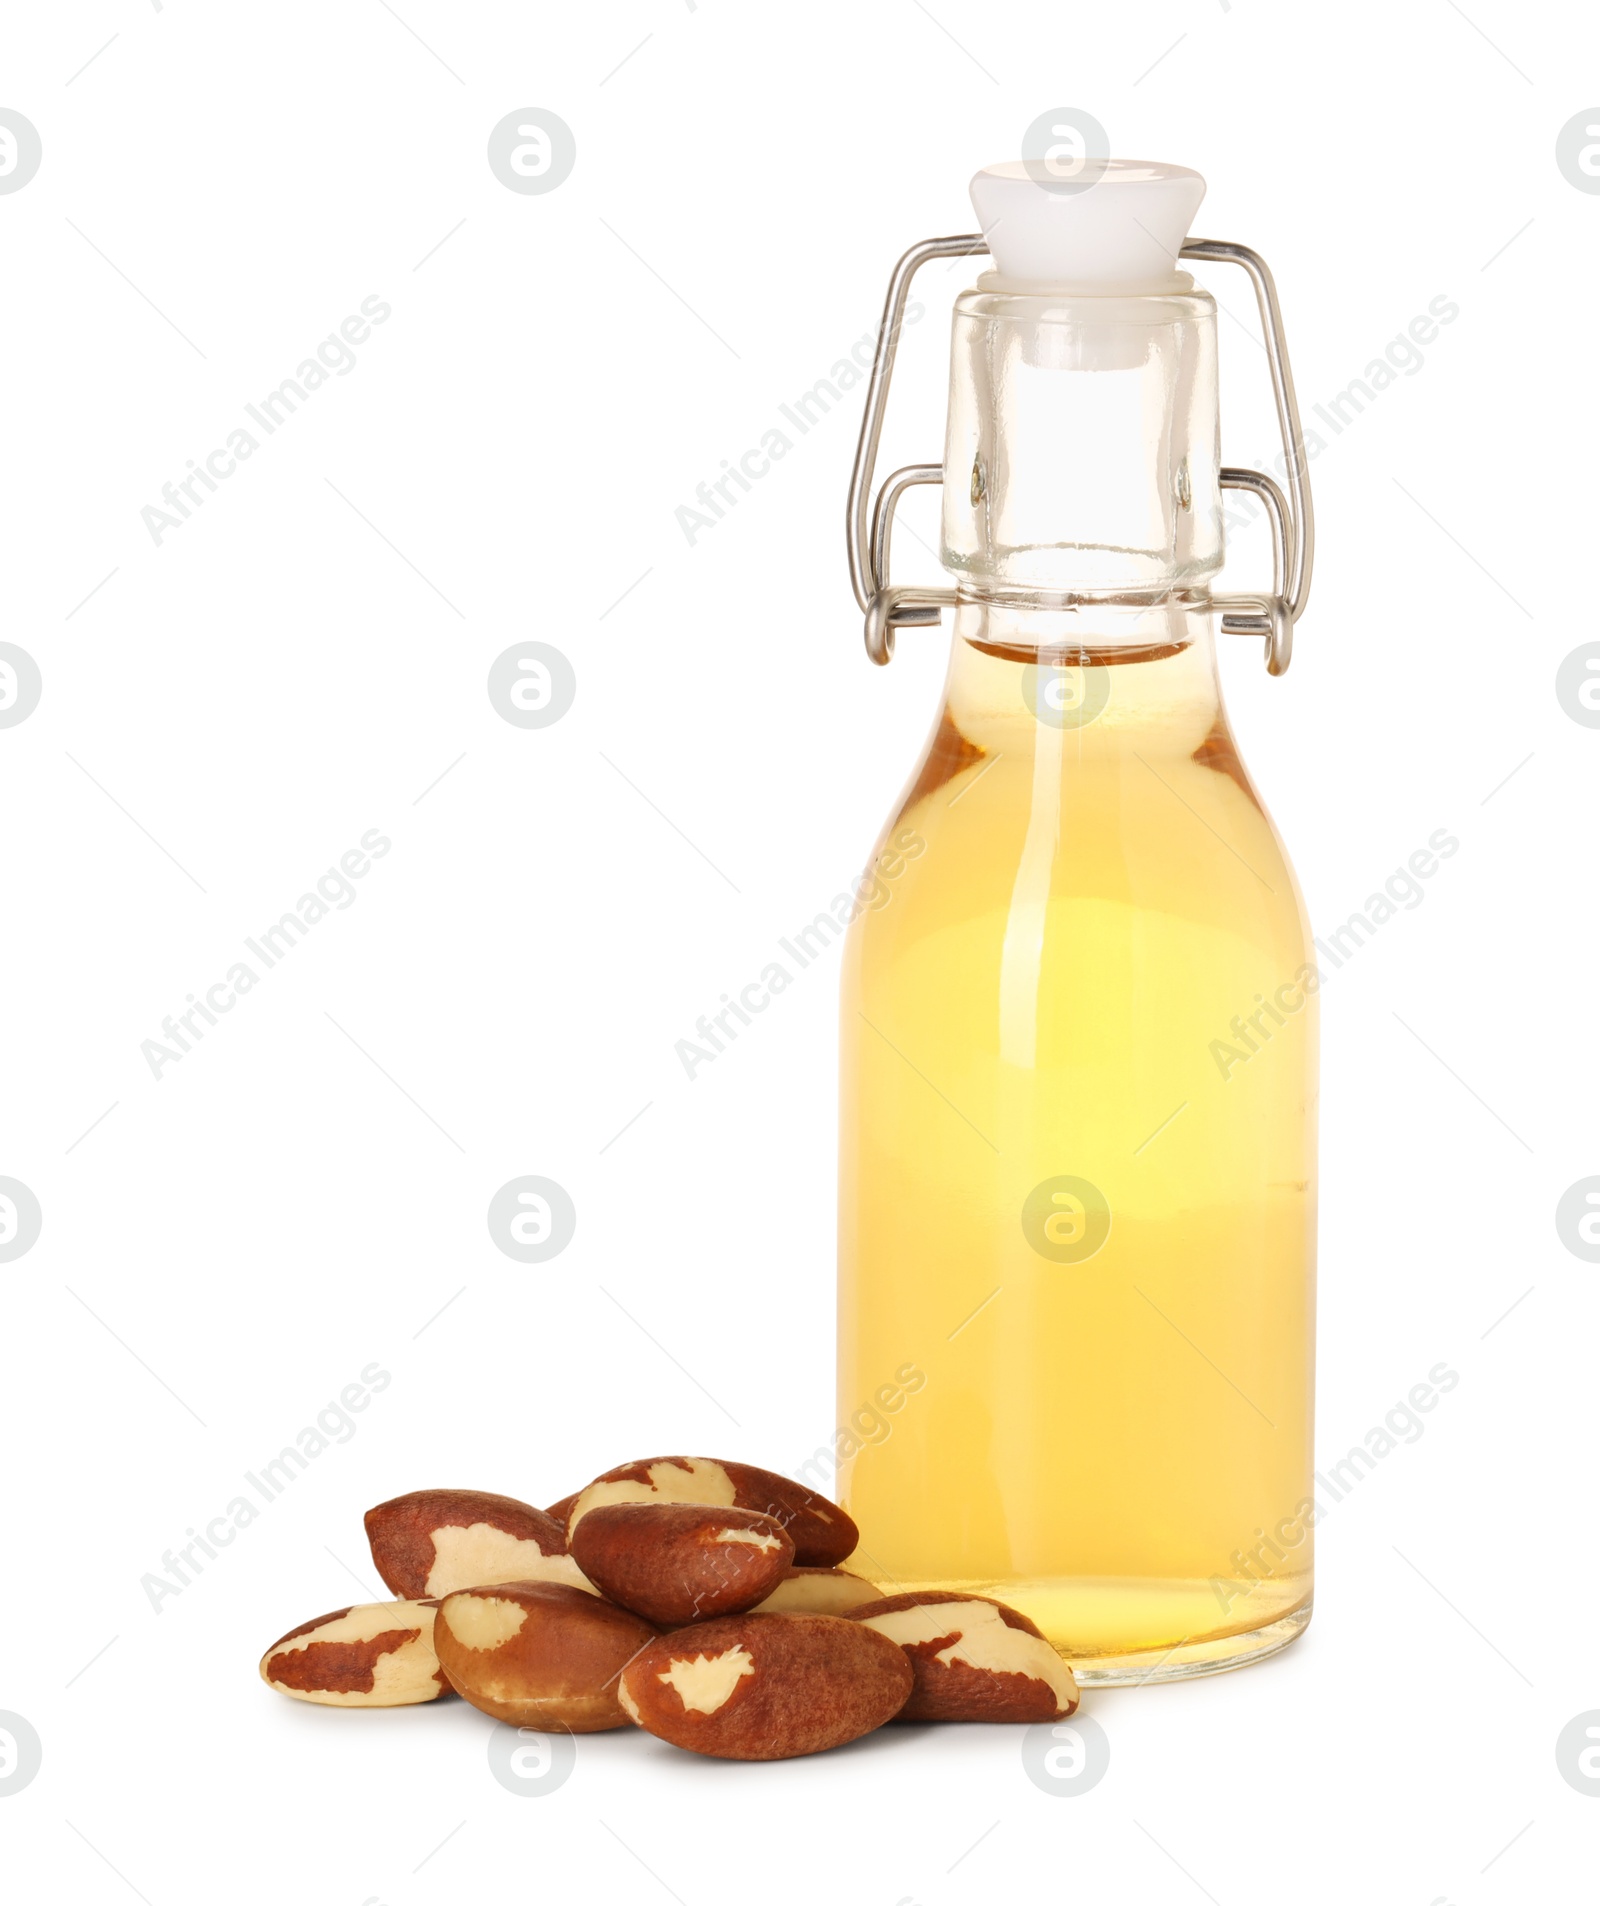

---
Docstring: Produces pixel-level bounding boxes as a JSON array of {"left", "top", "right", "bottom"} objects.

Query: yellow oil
[{"left": 837, "top": 618, "right": 1317, "bottom": 1682}]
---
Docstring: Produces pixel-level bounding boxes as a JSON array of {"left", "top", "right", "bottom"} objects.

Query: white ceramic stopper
[{"left": 969, "top": 158, "right": 1207, "bottom": 290}]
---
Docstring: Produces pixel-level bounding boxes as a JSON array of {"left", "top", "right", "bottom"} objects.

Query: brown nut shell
[
  {"left": 433, "top": 1580, "right": 657, "bottom": 1732},
  {"left": 750, "top": 1566, "right": 885, "bottom": 1617},
  {"left": 565, "top": 1456, "right": 857, "bottom": 1567},
  {"left": 619, "top": 1612, "right": 912, "bottom": 1759},
  {"left": 365, "top": 1488, "right": 592, "bottom": 1599},
  {"left": 570, "top": 1503, "right": 794, "bottom": 1626},
  {"left": 848, "top": 1590, "right": 1079, "bottom": 1722},
  {"left": 259, "top": 1600, "right": 446, "bottom": 1706}
]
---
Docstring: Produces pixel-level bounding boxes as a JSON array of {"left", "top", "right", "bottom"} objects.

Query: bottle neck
[
  {"left": 951, "top": 594, "right": 1216, "bottom": 662},
  {"left": 943, "top": 598, "right": 1226, "bottom": 762},
  {"left": 939, "top": 278, "right": 1223, "bottom": 606}
]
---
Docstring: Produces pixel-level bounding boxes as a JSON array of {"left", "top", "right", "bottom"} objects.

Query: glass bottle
[{"left": 837, "top": 161, "right": 1317, "bottom": 1683}]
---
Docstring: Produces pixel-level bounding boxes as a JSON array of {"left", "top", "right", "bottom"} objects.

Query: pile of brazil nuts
[{"left": 258, "top": 1454, "right": 1081, "bottom": 1760}]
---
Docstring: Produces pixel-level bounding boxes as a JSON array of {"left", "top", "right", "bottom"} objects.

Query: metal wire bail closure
[{"left": 845, "top": 235, "right": 1315, "bottom": 674}]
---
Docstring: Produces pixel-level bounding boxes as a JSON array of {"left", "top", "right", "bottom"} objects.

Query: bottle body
[{"left": 837, "top": 602, "right": 1316, "bottom": 1681}]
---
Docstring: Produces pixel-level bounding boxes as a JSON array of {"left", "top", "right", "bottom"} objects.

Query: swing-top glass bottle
[{"left": 837, "top": 159, "right": 1318, "bottom": 1683}]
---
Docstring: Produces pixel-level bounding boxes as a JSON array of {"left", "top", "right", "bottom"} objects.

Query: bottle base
[
  {"left": 856, "top": 1570, "right": 1313, "bottom": 1685},
  {"left": 1072, "top": 1600, "right": 1312, "bottom": 1685}
]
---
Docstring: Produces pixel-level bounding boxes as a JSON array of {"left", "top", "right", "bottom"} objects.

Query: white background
[{"left": 3, "top": 2, "right": 1595, "bottom": 1902}]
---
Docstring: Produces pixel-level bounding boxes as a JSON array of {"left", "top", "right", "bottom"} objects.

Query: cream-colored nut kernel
[
  {"left": 364, "top": 1489, "right": 594, "bottom": 1600},
  {"left": 850, "top": 1591, "right": 1079, "bottom": 1723},
  {"left": 656, "top": 1645, "right": 757, "bottom": 1715},
  {"left": 864, "top": 1601, "right": 1078, "bottom": 1710},
  {"left": 425, "top": 1524, "right": 593, "bottom": 1598},
  {"left": 259, "top": 1600, "right": 446, "bottom": 1707},
  {"left": 567, "top": 1458, "right": 737, "bottom": 1530},
  {"left": 439, "top": 1593, "right": 529, "bottom": 1651},
  {"left": 565, "top": 1456, "right": 857, "bottom": 1567},
  {"left": 751, "top": 1567, "right": 885, "bottom": 1617}
]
